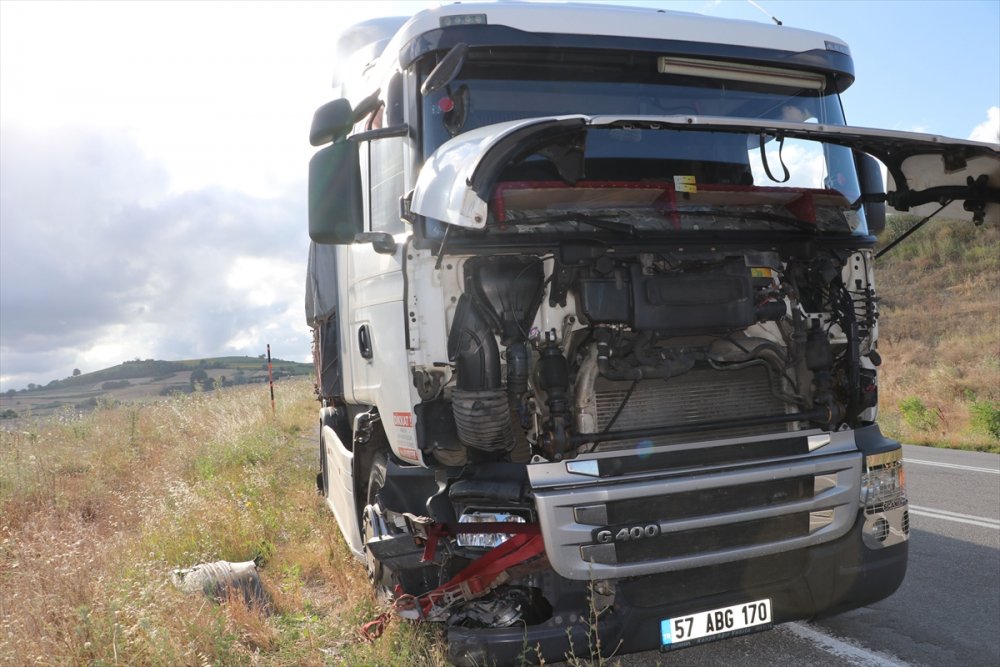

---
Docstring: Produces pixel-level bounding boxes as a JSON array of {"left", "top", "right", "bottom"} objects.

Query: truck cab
[{"left": 305, "top": 4, "right": 999, "bottom": 665}]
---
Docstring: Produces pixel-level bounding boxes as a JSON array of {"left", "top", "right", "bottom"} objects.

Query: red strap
[
  {"left": 417, "top": 532, "right": 546, "bottom": 615},
  {"left": 358, "top": 610, "right": 392, "bottom": 642}
]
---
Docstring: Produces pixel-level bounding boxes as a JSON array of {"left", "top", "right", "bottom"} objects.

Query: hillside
[
  {"left": 875, "top": 216, "right": 999, "bottom": 451},
  {"left": 0, "top": 356, "right": 312, "bottom": 421}
]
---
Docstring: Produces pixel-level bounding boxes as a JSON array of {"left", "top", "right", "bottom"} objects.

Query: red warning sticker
[
  {"left": 398, "top": 447, "right": 419, "bottom": 461},
  {"left": 393, "top": 412, "right": 413, "bottom": 428}
]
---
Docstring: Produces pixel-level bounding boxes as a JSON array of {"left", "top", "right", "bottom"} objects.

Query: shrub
[
  {"left": 101, "top": 380, "right": 131, "bottom": 390},
  {"left": 969, "top": 400, "right": 1000, "bottom": 440},
  {"left": 898, "top": 396, "right": 939, "bottom": 432}
]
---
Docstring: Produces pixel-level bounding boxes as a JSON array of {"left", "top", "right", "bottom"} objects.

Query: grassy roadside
[
  {"left": 0, "top": 381, "right": 447, "bottom": 666},
  {"left": 874, "top": 217, "right": 1000, "bottom": 454}
]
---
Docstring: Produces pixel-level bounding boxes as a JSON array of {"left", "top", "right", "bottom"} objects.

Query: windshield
[{"left": 420, "top": 49, "right": 868, "bottom": 237}]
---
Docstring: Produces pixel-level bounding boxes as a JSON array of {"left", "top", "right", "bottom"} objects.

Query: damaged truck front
[{"left": 305, "top": 4, "right": 1000, "bottom": 665}]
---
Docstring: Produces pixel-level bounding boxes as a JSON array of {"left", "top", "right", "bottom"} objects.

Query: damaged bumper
[{"left": 446, "top": 516, "right": 907, "bottom": 666}]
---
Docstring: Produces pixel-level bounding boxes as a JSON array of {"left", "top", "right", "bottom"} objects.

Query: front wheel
[{"left": 317, "top": 425, "right": 330, "bottom": 497}]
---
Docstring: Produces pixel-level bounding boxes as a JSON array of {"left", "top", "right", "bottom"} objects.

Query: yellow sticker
[
  {"left": 673, "top": 175, "right": 697, "bottom": 193},
  {"left": 751, "top": 268, "right": 774, "bottom": 279}
]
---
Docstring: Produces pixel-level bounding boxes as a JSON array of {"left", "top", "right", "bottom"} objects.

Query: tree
[
  {"left": 190, "top": 368, "right": 209, "bottom": 383},
  {"left": 72, "top": 368, "right": 82, "bottom": 377}
]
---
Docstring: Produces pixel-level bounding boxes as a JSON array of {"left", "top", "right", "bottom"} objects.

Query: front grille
[
  {"left": 600, "top": 476, "right": 815, "bottom": 524},
  {"left": 530, "top": 443, "right": 862, "bottom": 580},
  {"left": 614, "top": 513, "right": 810, "bottom": 564},
  {"left": 589, "top": 436, "right": 811, "bottom": 478},
  {"left": 620, "top": 550, "right": 807, "bottom": 608},
  {"left": 594, "top": 366, "right": 795, "bottom": 450}
]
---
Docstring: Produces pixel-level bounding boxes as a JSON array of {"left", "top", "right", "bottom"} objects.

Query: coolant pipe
[
  {"left": 506, "top": 341, "right": 530, "bottom": 396},
  {"left": 570, "top": 408, "right": 828, "bottom": 446}
]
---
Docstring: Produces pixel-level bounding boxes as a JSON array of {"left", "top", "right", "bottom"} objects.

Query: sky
[{"left": 1, "top": 0, "right": 998, "bottom": 392}]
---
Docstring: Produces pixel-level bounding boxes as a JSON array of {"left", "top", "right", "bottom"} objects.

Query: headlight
[
  {"left": 456, "top": 511, "right": 526, "bottom": 549},
  {"left": 860, "top": 449, "right": 906, "bottom": 511}
]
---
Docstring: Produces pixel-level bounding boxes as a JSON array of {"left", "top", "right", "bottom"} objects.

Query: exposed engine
[{"left": 427, "top": 245, "right": 880, "bottom": 466}]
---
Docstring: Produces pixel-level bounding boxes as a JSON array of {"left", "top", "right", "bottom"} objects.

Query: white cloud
[
  {"left": 0, "top": 124, "right": 312, "bottom": 391},
  {"left": 226, "top": 257, "right": 303, "bottom": 308},
  {"left": 968, "top": 107, "right": 1000, "bottom": 145},
  {"left": 749, "top": 139, "right": 826, "bottom": 189},
  {"left": 0, "top": 1, "right": 422, "bottom": 196}
]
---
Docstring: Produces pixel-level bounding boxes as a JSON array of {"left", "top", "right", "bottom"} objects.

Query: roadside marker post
[{"left": 266, "top": 344, "right": 275, "bottom": 416}]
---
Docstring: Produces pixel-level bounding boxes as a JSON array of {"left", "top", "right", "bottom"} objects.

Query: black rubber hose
[{"left": 447, "top": 294, "right": 501, "bottom": 391}]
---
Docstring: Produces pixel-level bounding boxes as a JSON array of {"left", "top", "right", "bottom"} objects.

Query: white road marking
[
  {"left": 908, "top": 505, "right": 1000, "bottom": 530},
  {"left": 783, "top": 622, "right": 911, "bottom": 666},
  {"left": 903, "top": 458, "right": 999, "bottom": 474}
]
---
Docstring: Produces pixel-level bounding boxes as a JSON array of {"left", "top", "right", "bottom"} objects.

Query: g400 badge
[{"left": 594, "top": 523, "right": 661, "bottom": 544}]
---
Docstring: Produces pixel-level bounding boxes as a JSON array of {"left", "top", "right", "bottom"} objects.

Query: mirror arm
[
  {"left": 348, "top": 124, "right": 410, "bottom": 143},
  {"left": 355, "top": 232, "right": 397, "bottom": 255}
]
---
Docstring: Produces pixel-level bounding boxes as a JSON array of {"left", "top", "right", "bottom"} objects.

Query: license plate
[{"left": 661, "top": 598, "right": 772, "bottom": 650}]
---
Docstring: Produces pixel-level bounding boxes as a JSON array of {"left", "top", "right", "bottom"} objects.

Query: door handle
[{"left": 358, "top": 324, "right": 373, "bottom": 360}]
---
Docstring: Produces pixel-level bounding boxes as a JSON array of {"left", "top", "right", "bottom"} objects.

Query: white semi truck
[{"left": 305, "top": 3, "right": 999, "bottom": 664}]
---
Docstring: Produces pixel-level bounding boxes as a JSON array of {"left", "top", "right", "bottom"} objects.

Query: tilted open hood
[{"left": 410, "top": 114, "right": 1000, "bottom": 230}]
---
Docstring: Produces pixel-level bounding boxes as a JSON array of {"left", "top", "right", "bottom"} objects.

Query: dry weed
[
  {"left": 0, "top": 380, "right": 445, "bottom": 666},
  {"left": 876, "top": 217, "right": 1000, "bottom": 450}
]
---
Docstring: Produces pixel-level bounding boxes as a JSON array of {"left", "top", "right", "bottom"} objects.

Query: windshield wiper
[
  {"left": 678, "top": 207, "right": 821, "bottom": 233},
  {"left": 504, "top": 213, "right": 640, "bottom": 236}
]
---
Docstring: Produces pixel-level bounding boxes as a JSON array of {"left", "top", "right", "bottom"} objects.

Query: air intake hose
[{"left": 447, "top": 294, "right": 512, "bottom": 452}]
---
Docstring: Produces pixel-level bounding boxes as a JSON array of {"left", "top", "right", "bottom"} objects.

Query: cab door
[{"left": 346, "top": 130, "right": 410, "bottom": 408}]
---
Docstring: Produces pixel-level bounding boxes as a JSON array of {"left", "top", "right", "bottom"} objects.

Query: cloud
[
  {"left": 748, "top": 138, "right": 826, "bottom": 189},
  {"left": 0, "top": 124, "right": 312, "bottom": 391},
  {"left": 968, "top": 107, "right": 1000, "bottom": 144}
]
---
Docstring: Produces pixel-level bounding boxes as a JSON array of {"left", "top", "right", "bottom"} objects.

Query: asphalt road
[{"left": 608, "top": 444, "right": 1000, "bottom": 667}]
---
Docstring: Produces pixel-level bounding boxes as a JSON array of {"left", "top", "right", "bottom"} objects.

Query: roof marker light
[
  {"left": 825, "top": 40, "right": 851, "bottom": 56},
  {"left": 440, "top": 13, "right": 487, "bottom": 28}
]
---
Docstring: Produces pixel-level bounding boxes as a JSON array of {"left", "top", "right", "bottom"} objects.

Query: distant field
[{"left": 0, "top": 356, "right": 312, "bottom": 422}]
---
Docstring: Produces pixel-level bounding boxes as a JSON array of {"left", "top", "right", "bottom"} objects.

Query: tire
[{"left": 317, "top": 427, "right": 330, "bottom": 498}]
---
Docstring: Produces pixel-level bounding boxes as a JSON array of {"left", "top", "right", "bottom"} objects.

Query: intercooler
[{"left": 592, "top": 365, "right": 795, "bottom": 451}]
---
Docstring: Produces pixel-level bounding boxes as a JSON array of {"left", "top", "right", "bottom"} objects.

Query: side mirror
[
  {"left": 308, "top": 141, "right": 363, "bottom": 244},
  {"left": 310, "top": 98, "right": 354, "bottom": 147},
  {"left": 856, "top": 152, "right": 886, "bottom": 235}
]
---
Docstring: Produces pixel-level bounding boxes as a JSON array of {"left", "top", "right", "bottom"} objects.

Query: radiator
[{"left": 593, "top": 365, "right": 795, "bottom": 451}]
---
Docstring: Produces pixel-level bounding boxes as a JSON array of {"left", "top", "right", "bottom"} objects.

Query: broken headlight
[
  {"left": 860, "top": 449, "right": 906, "bottom": 511},
  {"left": 456, "top": 511, "right": 526, "bottom": 549}
]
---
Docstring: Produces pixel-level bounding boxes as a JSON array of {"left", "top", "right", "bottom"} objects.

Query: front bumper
[{"left": 447, "top": 513, "right": 907, "bottom": 666}]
